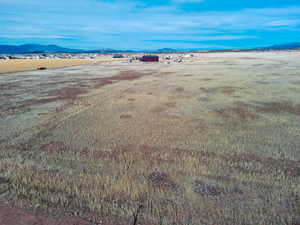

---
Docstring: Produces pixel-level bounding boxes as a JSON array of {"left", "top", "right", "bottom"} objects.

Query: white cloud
[
  {"left": 0, "top": 34, "right": 71, "bottom": 39},
  {"left": 1, "top": 1, "right": 300, "bottom": 49},
  {"left": 173, "top": 0, "right": 205, "bottom": 3},
  {"left": 265, "top": 20, "right": 300, "bottom": 27},
  {"left": 146, "top": 35, "right": 257, "bottom": 42}
]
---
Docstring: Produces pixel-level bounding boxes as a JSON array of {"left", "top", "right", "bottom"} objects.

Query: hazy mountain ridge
[
  {"left": 0, "top": 44, "right": 83, "bottom": 54},
  {"left": 0, "top": 43, "right": 300, "bottom": 54},
  {"left": 0, "top": 44, "right": 179, "bottom": 54},
  {"left": 262, "top": 42, "right": 300, "bottom": 50}
]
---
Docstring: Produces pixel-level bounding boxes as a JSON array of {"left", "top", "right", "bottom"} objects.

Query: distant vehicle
[
  {"left": 141, "top": 55, "right": 159, "bottom": 62},
  {"left": 112, "top": 54, "right": 124, "bottom": 58},
  {"left": 37, "top": 67, "right": 47, "bottom": 70}
]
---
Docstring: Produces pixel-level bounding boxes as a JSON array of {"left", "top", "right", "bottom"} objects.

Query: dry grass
[
  {"left": 1, "top": 142, "right": 299, "bottom": 224},
  {"left": 0, "top": 57, "right": 125, "bottom": 74},
  {"left": 1, "top": 52, "right": 300, "bottom": 225},
  {"left": 0, "top": 59, "right": 94, "bottom": 74}
]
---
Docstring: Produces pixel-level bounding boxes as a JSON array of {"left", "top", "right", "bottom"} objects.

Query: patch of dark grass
[
  {"left": 240, "top": 57, "right": 260, "bottom": 60},
  {"left": 289, "top": 87, "right": 300, "bottom": 93},
  {"left": 148, "top": 172, "right": 179, "bottom": 191},
  {"left": 43, "top": 142, "right": 66, "bottom": 153},
  {"left": 192, "top": 180, "right": 225, "bottom": 196},
  {"left": 89, "top": 70, "right": 154, "bottom": 89},
  {"left": 0, "top": 82, "right": 22, "bottom": 90},
  {"left": 255, "top": 101, "right": 300, "bottom": 116},
  {"left": 175, "top": 87, "right": 184, "bottom": 92},
  {"left": 184, "top": 74, "right": 194, "bottom": 77},
  {"left": 221, "top": 86, "right": 236, "bottom": 95},
  {"left": 165, "top": 102, "right": 176, "bottom": 108},
  {"left": 9, "top": 97, "right": 63, "bottom": 111},
  {"left": 200, "top": 78, "right": 213, "bottom": 81},
  {"left": 198, "top": 97, "right": 209, "bottom": 102},
  {"left": 120, "top": 114, "right": 133, "bottom": 119},
  {"left": 160, "top": 72, "right": 174, "bottom": 76},
  {"left": 110, "top": 71, "right": 148, "bottom": 81},
  {"left": 200, "top": 86, "right": 240, "bottom": 96},
  {"left": 199, "top": 87, "right": 217, "bottom": 93},
  {"left": 0, "top": 177, "right": 10, "bottom": 185},
  {"left": 48, "top": 87, "right": 87, "bottom": 100},
  {"left": 0, "top": 205, "right": 90, "bottom": 225},
  {"left": 292, "top": 80, "right": 300, "bottom": 85},
  {"left": 287, "top": 192, "right": 300, "bottom": 219},
  {"left": 123, "top": 88, "right": 137, "bottom": 94},
  {"left": 212, "top": 106, "right": 258, "bottom": 121},
  {"left": 256, "top": 81, "right": 270, "bottom": 84},
  {"left": 222, "top": 153, "right": 300, "bottom": 178}
]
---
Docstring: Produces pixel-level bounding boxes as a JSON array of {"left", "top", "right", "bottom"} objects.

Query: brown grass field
[
  {"left": 0, "top": 59, "right": 94, "bottom": 74},
  {"left": 0, "top": 51, "right": 299, "bottom": 225}
]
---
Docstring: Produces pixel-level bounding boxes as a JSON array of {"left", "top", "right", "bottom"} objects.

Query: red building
[{"left": 141, "top": 55, "right": 159, "bottom": 62}]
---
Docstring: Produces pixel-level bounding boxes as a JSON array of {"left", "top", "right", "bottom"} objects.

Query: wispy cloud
[
  {"left": 0, "top": 34, "right": 77, "bottom": 40},
  {"left": 173, "top": 0, "right": 205, "bottom": 3},
  {"left": 146, "top": 35, "right": 257, "bottom": 42},
  {"left": 265, "top": 19, "right": 300, "bottom": 27},
  {"left": 0, "top": 0, "right": 300, "bottom": 49}
]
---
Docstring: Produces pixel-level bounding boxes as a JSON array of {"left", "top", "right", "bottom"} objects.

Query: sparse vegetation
[{"left": 0, "top": 52, "right": 300, "bottom": 225}]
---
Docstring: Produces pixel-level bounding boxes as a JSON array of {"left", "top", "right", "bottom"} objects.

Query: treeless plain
[{"left": 0, "top": 51, "right": 299, "bottom": 225}]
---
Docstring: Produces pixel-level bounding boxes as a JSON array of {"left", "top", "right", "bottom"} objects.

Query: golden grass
[{"left": 0, "top": 59, "right": 96, "bottom": 73}]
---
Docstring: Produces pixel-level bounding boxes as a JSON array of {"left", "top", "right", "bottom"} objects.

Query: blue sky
[{"left": 1, "top": 0, "right": 300, "bottom": 50}]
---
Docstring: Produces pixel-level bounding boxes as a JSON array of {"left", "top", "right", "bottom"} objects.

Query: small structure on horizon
[
  {"left": 141, "top": 55, "right": 159, "bottom": 62},
  {"left": 112, "top": 54, "right": 124, "bottom": 58}
]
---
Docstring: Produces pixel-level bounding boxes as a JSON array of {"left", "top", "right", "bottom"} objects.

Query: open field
[
  {"left": 0, "top": 51, "right": 299, "bottom": 225},
  {"left": 0, "top": 58, "right": 122, "bottom": 74}
]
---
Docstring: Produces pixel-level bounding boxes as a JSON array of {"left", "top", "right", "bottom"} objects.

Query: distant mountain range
[
  {"left": 0, "top": 43, "right": 299, "bottom": 54},
  {"left": 0, "top": 44, "right": 179, "bottom": 54},
  {"left": 0, "top": 44, "right": 82, "bottom": 54},
  {"left": 262, "top": 42, "right": 300, "bottom": 50}
]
